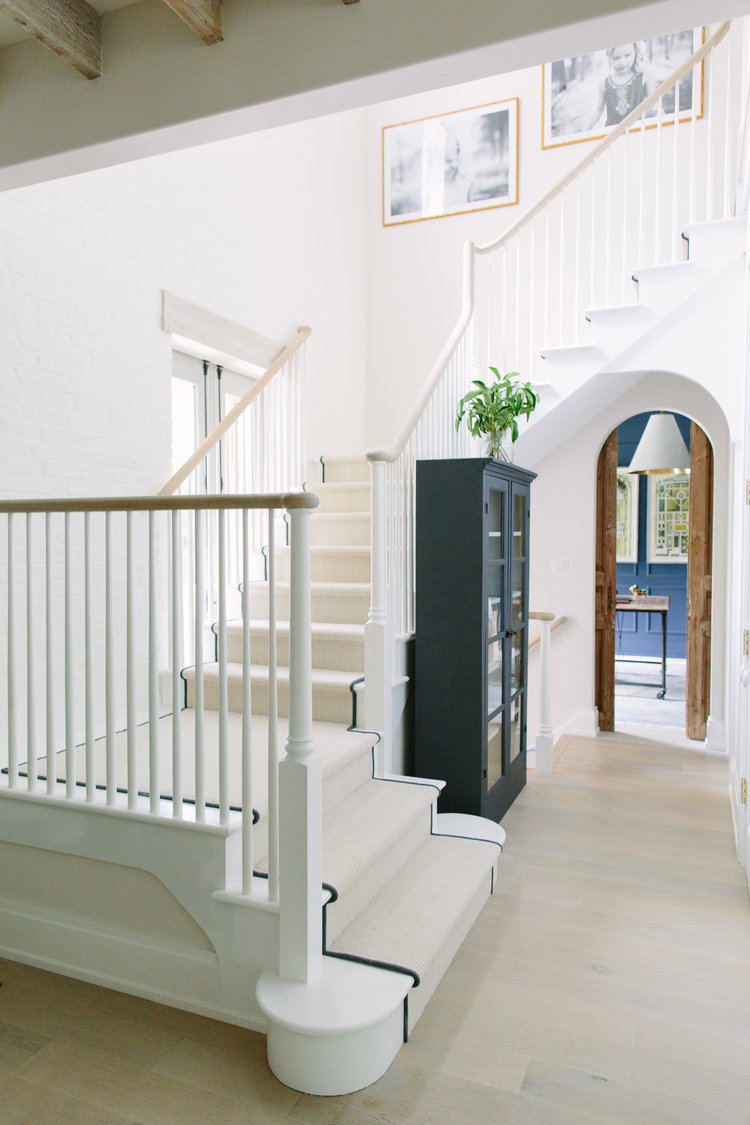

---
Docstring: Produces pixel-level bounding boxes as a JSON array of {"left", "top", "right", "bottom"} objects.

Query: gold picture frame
[
  {"left": 542, "top": 28, "right": 704, "bottom": 150},
  {"left": 383, "top": 98, "right": 519, "bottom": 227}
]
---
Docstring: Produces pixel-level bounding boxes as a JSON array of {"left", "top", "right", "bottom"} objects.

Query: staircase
[
  {"left": 179, "top": 454, "right": 504, "bottom": 1092},
  {"left": 516, "top": 215, "right": 746, "bottom": 467}
]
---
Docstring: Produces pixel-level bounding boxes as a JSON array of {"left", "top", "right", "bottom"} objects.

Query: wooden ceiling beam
[
  {"left": 160, "top": 0, "right": 223, "bottom": 45},
  {"left": 0, "top": 0, "right": 101, "bottom": 79}
]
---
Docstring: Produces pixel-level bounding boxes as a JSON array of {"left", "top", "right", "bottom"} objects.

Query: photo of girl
[{"left": 542, "top": 28, "right": 703, "bottom": 149}]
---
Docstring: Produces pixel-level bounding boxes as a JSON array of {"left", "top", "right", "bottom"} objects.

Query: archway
[{"left": 595, "top": 414, "right": 713, "bottom": 738}]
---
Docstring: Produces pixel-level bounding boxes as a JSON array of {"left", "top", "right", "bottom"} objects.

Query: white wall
[
  {"left": 363, "top": 64, "right": 597, "bottom": 450},
  {"left": 0, "top": 109, "right": 367, "bottom": 501}
]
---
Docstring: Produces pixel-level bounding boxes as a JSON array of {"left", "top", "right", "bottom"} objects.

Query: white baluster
[
  {"left": 242, "top": 509, "right": 254, "bottom": 895},
  {"left": 45, "top": 513, "right": 55, "bottom": 795},
  {"left": 83, "top": 512, "right": 95, "bottom": 801},
  {"left": 148, "top": 510, "right": 160, "bottom": 815},
  {"left": 105, "top": 512, "right": 115, "bottom": 805},
  {"left": 171, "top": 509, "right": 183, "bottom": 818},
  {"left": 26, "top": 514, "right": 37, "bottom": 792},
  {"left": 218, "top": 507, "right": 229, "bottom": 825},
  {"left": 64, "top": 512, "right": 74, "bottom": 799},
  {"left": 194, "top": 508, "right": 206, "bottom": 821},
  {"left": 7, "top": 515, "right": 17, "bottom": 789},
  {"left": 126, "top": 512, "right": 137, "bottom": 810},
  {"left": 267, "top": 510, "right": 279, "bottom": 901},
  {"left": 279, "top": 504, "right": 321, "bottom": 983}
]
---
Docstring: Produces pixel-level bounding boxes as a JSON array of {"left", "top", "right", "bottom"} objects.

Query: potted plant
[{"left": 455, "top": 367, "right": 539, "bottom": 459}]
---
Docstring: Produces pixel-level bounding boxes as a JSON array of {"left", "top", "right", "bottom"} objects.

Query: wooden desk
[{"left": 615, "top": 596, "right": 670, "bottom": 698}]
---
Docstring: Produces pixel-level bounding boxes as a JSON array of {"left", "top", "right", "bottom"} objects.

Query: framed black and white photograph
[
  {"left": 542, "top": 28, "right": 704, "bottom": 149},
  {"left": 383, "top": 98, "right": 519, "bottom": 226}
]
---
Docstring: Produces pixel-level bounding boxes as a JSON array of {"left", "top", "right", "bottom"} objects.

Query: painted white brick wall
[
  {"left": 0, "top": 109, "right": 367, "bottom": 502},
  {"left": 0, "top": 110, "right": 368, "bottom": 754}
]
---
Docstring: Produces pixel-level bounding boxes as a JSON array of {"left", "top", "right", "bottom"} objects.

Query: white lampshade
[{"left": 627, "top": 413, "right": 690, "bottom": 474}]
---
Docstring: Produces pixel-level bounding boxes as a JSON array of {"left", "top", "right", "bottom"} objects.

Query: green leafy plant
[{"left": 455, "top": 368, "right": 539, "bottom": 458}]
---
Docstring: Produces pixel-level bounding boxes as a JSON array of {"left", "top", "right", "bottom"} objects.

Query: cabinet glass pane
[
  {"left": 511, "top": 627, "right": 524, "bottom": 693},
  {"left": 487, "top": 717, "right": 503, "bottom": 787},
  {"left": 509, "top": 693, "right": 522, "bottom": 763},
  {"left": 488, "top": 643, "right": 503, "bottom": 715},
  {"left": 488, "top": 563, "right": 503, "bottom": 638},
  {"left": 488, "top": 489, "right": 504, "bottom": 560},
  {"left": 513, "top": 492, "right": 526, "bottom": 557},
  {"left": 511, "top": 558, "right": 525, "bottom": 627}
]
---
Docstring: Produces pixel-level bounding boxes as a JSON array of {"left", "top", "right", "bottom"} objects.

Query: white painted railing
[
  {"left": 365, "top": 21, "right": 743, "bottom": 760},
  {"left": 528, "top": 613, "right": 568, "bottom": 773},
  {"left": 0, "top": 492, "right": 320, "bottom": 977}
]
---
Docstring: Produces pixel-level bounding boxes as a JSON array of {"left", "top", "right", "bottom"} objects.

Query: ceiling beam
[
  {"left": 0, "top": 0, "right": 101, "bottom": 79},
  {"left": 160, "top": 0, "right": 223, "bottom": 45}
]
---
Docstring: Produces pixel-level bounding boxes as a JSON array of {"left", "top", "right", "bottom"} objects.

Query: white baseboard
[{"left": 705, "top": 716, "right": 727, "bottom": 751}]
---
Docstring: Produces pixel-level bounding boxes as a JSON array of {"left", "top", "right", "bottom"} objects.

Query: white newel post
[
  {"left": 531, "top": 612, "right": 555, "bottom": 774},
  {"left": 364, "top": 457, "right": 393, "bottom": 775},
  {"left": 279, "top": 505, "right": 322, "bottom": 984}
]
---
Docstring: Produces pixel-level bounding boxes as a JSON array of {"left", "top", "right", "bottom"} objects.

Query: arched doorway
[{"left": 595, "top": 415, "right": 713, "bottom": 739}]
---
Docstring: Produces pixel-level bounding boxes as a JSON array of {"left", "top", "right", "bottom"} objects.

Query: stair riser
[
  {"left": 406, "top": 869, "right": 494, "bottom": 1031},
  {"left": 311, "top": 515, "right": 370, "bottom": 547},
  {"left": 251, "top": 751, "right": 375, "bottom": 867},
  {"left": 248, "top": 586, "right": 370, "bottom": 626},
  {"left": 315, "top": 484, "right": 370, "bottom": 513},
  {"left": 272, "top": 549, "right": 371, "bottom": 584},
  {"left": 324, "top": 806, "right": 434, "bottom": 944},
  {"left": 632, "top": 262, "right": 705, "bottom": 316},
  {"left": 321, "top": 458, "right": 370, "bottom": 483},
  {"left": 225, "top": 628, "right": 364, "bottom": 674},
  {"left": 184, "top": 672, "right": 354, "bottom": 725}
]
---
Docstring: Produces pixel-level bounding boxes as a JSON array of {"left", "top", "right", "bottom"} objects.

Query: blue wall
[{"left": 616, "top": 412, "right": 690, "bottom": 660}]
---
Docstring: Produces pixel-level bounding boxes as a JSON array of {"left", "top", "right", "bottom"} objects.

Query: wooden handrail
[
  {"left": 159, "top": 325, "right": 311, "bottom": 496},
  {"left": 365, "top": 22, "right": 730, "bottom": 466},
  {"left": 0, "top": 492, "right": 319, "bottom": 515},
  {"left": 528, "top": 615, "right": 567, "bottom": 651}
]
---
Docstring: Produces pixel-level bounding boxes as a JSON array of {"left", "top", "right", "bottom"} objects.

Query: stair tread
[
  {"left": 329, "top": 833, "right": 497, "bottom": 975},
  {"left": 320, "top": 779, "right": 439, "bottom": 893}
]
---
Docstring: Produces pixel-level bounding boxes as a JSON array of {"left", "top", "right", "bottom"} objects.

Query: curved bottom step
[{"left": 256, "top": 957, "right": 410, "bottom": 1095}]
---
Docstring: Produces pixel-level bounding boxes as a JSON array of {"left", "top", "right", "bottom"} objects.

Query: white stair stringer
[{"left": 519, "top": 225, "right": 745, "bottom": 469}]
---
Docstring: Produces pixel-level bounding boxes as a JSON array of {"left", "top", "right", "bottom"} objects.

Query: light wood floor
[{"left": 2, "top": 729, "right": 750, "bottom": 1124}]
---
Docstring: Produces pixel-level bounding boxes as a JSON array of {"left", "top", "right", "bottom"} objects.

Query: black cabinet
[{"left": 414, "top": 458, "right": 535, "bottom": 822}]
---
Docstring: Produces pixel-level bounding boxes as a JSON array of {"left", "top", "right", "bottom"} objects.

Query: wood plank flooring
[{"left": 1, "top": 729, "right": 749, "bottom": 1123}]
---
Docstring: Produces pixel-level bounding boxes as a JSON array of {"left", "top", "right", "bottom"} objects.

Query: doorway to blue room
[{"left": 614, "top": 413, "right": 690, "bottom": 729}]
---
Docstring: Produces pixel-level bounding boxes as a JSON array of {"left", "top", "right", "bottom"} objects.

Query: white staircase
[
  {"left": 178, "top": 454, "right": 504, "bottom": 1091},
  {"left": 516, "top": 215, "right": 746, "bottom": 467}
]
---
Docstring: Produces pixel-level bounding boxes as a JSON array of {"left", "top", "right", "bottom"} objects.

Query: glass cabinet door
[
  {"left": 484, "top": 473, "right": 531, "bottom": 820},
  {"left": 485, "top": 480, "right": 507, "bottom": 792},
  {"left": 509, "top": 484, "right": 529, "bottom": 767}
]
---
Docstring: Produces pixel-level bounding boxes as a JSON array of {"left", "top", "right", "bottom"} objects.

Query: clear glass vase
[{"left": 485, "top": 431, "right": 512, "bottom": 461}]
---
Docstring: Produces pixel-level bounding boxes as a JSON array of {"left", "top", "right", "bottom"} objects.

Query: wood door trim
[
  {"left": 595, "top": 430, "right": 618, "bottom": 731},
  {"left": 686, "top": 423, "right": 713, "bottom": 739}
]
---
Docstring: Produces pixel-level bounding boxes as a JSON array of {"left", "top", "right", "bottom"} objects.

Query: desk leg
[{"left": 657, "top": 611, "right": 667, "bottom": 699}]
